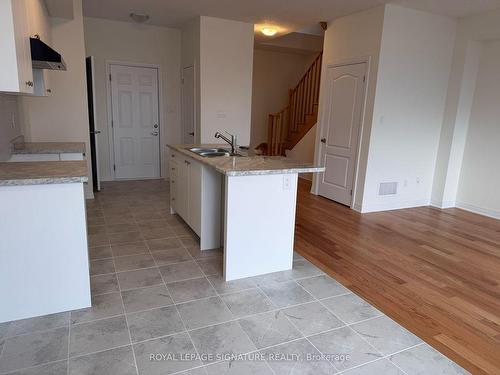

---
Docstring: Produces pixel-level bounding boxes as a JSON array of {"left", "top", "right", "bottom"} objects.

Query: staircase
[{"left": 264, "top": 51, "right": 323, "bottom": 156}]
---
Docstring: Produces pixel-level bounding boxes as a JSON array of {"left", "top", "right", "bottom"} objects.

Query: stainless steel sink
[
  {"left": 199, "top": 151, "right": 230, "bottom": 157},
  {"left": 188, "top": 147, "right": 241, "bottom": 158}
]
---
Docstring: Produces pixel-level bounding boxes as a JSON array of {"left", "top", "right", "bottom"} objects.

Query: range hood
[{"left": 30, "top": 37, "right": 67, "bottom": 71}]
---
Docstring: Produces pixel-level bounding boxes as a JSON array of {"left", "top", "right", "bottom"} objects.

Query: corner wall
[
  {"left": 312, "top": 5, "right": 386, "bottom": 210},
  {"left": 455, "top": 40, "right": 500, "bottom": 218},
  {"left": 431, "top": 9, "right": 500, "bottom": 218},
  {"left": 21, "top": 0, "right": 93, "bottom": 198},
  {"left": 360, "top": 5, "right": 456, "bottom": 212},
  {"left": 199, "top": 17, "right": 254, "bottom": 146}
]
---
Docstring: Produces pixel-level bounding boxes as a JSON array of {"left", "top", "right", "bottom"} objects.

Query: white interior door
[
  {"left": 110, "top": 64, "right": 160, "bottom": 179},
  {"left": 182, "top": 66, "right": 195, "bottom": 144},
  {"left": 318, "top": 62, "right": 367, "bottom": 206}
]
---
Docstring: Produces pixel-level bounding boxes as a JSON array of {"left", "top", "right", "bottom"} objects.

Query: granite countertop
[
  {"left": 12, "top": 142, "right": 86, "bottom": 155},
  {"left": 168, "top": 144, "right": 325, "bottom": 176},
  {"left": 0, "top": 161, "right": 88, "bottom": 186}
]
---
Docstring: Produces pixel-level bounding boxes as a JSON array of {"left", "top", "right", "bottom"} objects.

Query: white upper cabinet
[
  {"left": 0, "top": 0, "right": 34, "bottom": 94},
  {"left": 26, "top": 0, "right": 52, "bottom": 96},
  {"left": 0, "top": 0, "right": 52, "bottom": 95}
]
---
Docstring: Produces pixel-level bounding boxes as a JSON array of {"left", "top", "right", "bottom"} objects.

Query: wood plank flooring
[{"left": 295, "top": 179, "right": 500, "bottom": 375}]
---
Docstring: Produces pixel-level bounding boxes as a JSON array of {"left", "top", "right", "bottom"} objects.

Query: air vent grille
[{"left": 379, "top": 182, "right": 398, "bottom": 196}]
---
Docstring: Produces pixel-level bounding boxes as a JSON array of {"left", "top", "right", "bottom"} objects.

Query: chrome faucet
[{"left": 214, "top": 131, "right": 237, "bottom": 154}]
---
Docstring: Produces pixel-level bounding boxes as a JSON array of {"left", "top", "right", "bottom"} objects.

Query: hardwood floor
[{"left": 295, "top": 179, "right": 500, "bottom": 375}]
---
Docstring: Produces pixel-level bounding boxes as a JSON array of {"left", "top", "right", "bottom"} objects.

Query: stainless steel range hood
[{"left": 30, "top": 37, "right": 67, "bottom": 71}]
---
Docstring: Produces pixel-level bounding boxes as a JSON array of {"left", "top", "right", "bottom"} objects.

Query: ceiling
[{"left": 81, "top": 0, "right": 500, "bottom": 33}]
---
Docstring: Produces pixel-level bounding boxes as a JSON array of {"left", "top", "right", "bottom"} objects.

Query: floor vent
[{"left": 379, "top": 182, "right": 398, "bottom": 196}]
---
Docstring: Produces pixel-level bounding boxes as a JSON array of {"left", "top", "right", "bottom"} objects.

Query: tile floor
[{"left": 0, "top": 180, "right": 470, "bottom": 375}]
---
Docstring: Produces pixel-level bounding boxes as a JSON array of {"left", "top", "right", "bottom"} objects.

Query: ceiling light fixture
[
  {"left": 130, "top": 12, "right": 150, "bottom": 23},
  {"left": 261, "top": 27, "right": 278, "bottom": 36}
]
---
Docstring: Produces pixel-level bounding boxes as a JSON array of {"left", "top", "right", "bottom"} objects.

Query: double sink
[{"left": 188, "top": 147, "right": 241, "bottom": 158}]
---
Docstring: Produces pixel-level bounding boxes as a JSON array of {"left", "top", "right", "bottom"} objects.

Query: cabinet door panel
[
  {"left": 11, "top": 0, "right": 33, "bottom": 93},
  {"left": 176, "top": 158, "right": 189, "bottom": 221},
  {"left": 169, "top": 159, "right": 178, "bottom": 212},
  {"left": 189, "top": 160, "right": 202, "bottom": 236}
]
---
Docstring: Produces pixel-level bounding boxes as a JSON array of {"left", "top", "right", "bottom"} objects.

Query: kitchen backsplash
[{"left": 0, "top": 94, "right": 22, "bottom": 162}]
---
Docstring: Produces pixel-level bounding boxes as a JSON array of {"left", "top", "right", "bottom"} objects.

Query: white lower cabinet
[
  {"left": 169, "top": 150, "right": 221, "bottom": 250},
  {"left": 169, "top": 159, "right": 179, "bottom": 212}
]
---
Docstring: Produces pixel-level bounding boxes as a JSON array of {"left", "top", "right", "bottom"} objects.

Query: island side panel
[
  {"left": 0, "top": 183, "right": 91, "bottom": 323},
  {"left": 223, "top": 173, "right": 298, "bottom": 281}
]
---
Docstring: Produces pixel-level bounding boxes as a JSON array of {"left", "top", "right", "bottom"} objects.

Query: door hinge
[
  {"left": 109, "top": 74, "right": 112, "bottom": 82},
  {"left": 363, "top": 75, "right": 366, "bottom": 83},
  {"left": 350, "top": 189, "right": 353, "bottom": 196}
]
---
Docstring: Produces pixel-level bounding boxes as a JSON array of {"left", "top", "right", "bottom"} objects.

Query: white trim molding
[
  {"left": 104, "top": 60, "right": 163, "bottom": 181},
  {"left": 455, "top": 201, "right": 500, "bottom": 220},
  {"left": 360, "top": 199, "right": 430, "bottom": 213},
  {"left": 430, "top": 199, "right": 456, "bottom": 209},
  {"left": 311, "top": 56, "right": 371, "bottom": 211}
]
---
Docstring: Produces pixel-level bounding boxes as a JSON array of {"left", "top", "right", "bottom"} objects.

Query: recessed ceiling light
[
  {"left": 130, "top": 12, "right": 150, "bottom": 23},
  {"left": 261, "top": 27, "right": 278, "bottom": 36}
]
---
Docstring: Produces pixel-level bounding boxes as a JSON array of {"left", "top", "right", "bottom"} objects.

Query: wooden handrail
[{"left": 266, "top": 51, "right": 323, "bottom": 156}]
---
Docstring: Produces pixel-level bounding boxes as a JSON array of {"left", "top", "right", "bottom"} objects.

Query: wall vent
[{"left": 379, "top": 182, "right": 398, "bottom": 196}]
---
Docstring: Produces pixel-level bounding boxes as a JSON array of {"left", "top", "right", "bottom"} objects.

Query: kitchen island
[
  {"left": 168, "top": 144, "right": 324, "bottom": 281},
  {"left": 0, "top": 155, "right": 90, "bottom": 323}
]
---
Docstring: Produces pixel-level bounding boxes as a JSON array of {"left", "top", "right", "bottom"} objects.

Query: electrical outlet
[{"left": 283, "top": 175, "right": 291, "bottom": 190}]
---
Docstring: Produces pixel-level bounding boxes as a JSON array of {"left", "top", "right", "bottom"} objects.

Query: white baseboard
[
  {"left": 352, "top": 203, "right": 362, "bottom": 212},
  {"left": 360, "top": 199, "right": 430, "bottom": 213},
  {"left": 430, "top": 199, "right": 456, "bottom": 209},
  {"left": 455, "top": 201, "right": 500, "bottom": 220}
]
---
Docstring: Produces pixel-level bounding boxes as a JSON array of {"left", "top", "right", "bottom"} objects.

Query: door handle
[
  {"left": 188, "top": 132, "right": 194, "bottom": 136},
  {"left": 151, "top": 131, "right": 159, "bottom": 136},
  {"left": 320, "top": 138, "right": 326, "bottom": 144},
  {"left": 90, "top": 130, "right": 101, "bottom": 135}
]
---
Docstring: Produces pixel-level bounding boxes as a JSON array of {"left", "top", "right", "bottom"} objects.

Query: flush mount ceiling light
[
  {"left": 130, "top": 12, "right": 150, "bottom": 23},
  {"left": 261, "top": 26, "right": 278, "bottom": 36}
]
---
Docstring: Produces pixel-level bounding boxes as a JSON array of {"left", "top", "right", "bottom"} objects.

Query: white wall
[
  {"left": 251, "top": 49, "right": 316, "bottom": 147},
  {"left": 83, "top": 17, "right": 181, "bottom": 181},
  {"left": 455, "top": 40, "right": 500, "bottom": 218},
  {"left": 199, "top": 16, "right": 254, "bottom": 146},
  {"left": 181, "top": 18, "right": 200, "bottom": 142},
  {"left": 431, "top": 9, "right": 500, "bottom": 214},
  {"left": 360, "top": 5, "right": 456, "bottom": 212},
  {"left": 21, "top": 0, "right": 93, "bottom": 198},
  {"left": 0, "top": 95, "right": 22, "bottom": 161},
  {"left": 312, "top": 6, "right": 386, "bottom": 210}
]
